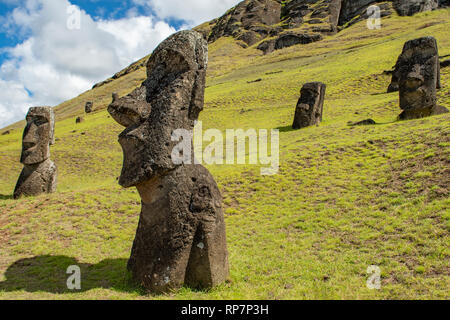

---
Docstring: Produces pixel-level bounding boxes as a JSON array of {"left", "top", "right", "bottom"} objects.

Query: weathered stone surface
[
  {"left": 292, "top": 82, "right": 326, "bottom": 129},
  {"left": 108, "top": 30, "right": 229, "bottom": 293},
  {"left": 107, "top": 87, "right": 150, "bottom": 128},
  {"left": 282, "top": 0, "right": 342, "bottom": 31},
  {"left": 257, "top": 32, "right": 322, "bottom": 54},
  {"left": 390, "top": 35, "right": 443, "bottom": 93},
  {"left": 14, "top": 159, "right": 57, "bottom": 199},
  {"left": 85, "top": 101, "right": 93, "bottom": 113},
  {"left": 339, "top": 1, "right": 394, "bottom": 27},
  {"left": 393, "top": 0, "right": 438, "bottom": 16},
  {"left": 396, "top": 36, "right": 448, "bottom": 120},
  {"left": 275, "top": 32, "right": 322, "bottom": 50},
  {"left": 257, "top": 39, "right": 276, "bottom": 54},
  {"left": 14, "top": 106, "right": 57, "bottom": 199},
  {"left": 20, "top": 107, "right": 55, "bottom": 165},
  {"left": 208, "top": 0, "right": 282, "bottom": 45}
]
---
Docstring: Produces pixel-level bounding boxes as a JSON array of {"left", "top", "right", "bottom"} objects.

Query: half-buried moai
[
  {"left": 388, "top": 38, "right": 441, "bottom": 93},
  {"left": 292, "top": 82, "right": 326, "bottom": 129},
  {"left": 395, "top": 36, "right": 448, "bottom": 120},
  {"left": 14, "top": 107, "right": 57, "bottom": 199},
  {"left": 85, "top": 101, "right": 93, "bottom": 113},
  {"left": 108, "top": 30, "right": 229, "bottom": 293}
]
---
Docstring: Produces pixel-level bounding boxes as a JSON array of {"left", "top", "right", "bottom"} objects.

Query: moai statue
[
  {"left": 396, "top": 36, "right": 448, "bottom": 120},
  {"left": 14, "top": 107, "right": 57, "bottom": 199},
  {"left": 108, "top": 30, "right": 229, "bottom": 293},
  {"left": 292, "top": 82, "right": 326, "bottom": 129},
  {"left": 85, "top": 101, "right": 93, "bottom": 113},
  {"left": 388, "top": 41, "right": 441, "bottom": 93}
]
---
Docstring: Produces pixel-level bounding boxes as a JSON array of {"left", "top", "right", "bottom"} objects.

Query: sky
[{"left": 0, "top": 0, "right": 241, "bottom": 128}]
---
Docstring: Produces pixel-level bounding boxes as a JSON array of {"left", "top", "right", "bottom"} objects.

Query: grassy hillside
[{"left": 0, "top": 9, "right": 449, "bottom": 299}]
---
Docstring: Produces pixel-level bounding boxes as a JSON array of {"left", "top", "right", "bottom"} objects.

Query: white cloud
[
  {"left": 134, "top": 0, "right": 242, "bottom": 26},
  {"left": 0, "top": 0, "right": 177, "bottom": 128},
  {"left": 98, "top": 17, "right": 175, "bottom": 67}
]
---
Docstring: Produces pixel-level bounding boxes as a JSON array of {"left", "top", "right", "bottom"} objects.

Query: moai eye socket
[
  {"left": 26, "top": 115, "right": 48, "bottom": 126},
  {"left": 34, "top": 116, "right": 49, "bottom": 126}
]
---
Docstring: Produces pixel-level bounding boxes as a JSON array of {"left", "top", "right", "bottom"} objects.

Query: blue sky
[{"left": 0, "top": 0, "right": 240, "bottom": 128}]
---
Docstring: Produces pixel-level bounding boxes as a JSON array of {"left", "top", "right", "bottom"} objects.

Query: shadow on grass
[
  {"left": 0, "top": 194, "right": 13, "bottom": 200},
  {"left": 276, "top": 125, "right": 296, "bottom": 133},
  {"left": 0, "top": 255, "right": 143, "bottom": 294}
]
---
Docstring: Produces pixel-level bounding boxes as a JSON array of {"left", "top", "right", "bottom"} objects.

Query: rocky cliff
[{"left": 197, "top": 0, "right": 447, "bottom": 54}]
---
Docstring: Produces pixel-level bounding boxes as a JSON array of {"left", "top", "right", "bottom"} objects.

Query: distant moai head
[
  {"left": 85, "top": 101, "right": 93, "bottom": 113},
  {"left": 20, "top": 106, "right": 55, "bottom": 165},
  {"left": 398, "top": 36, "right": 438, "bottom": 112},
  {"left": 108, "top": 30, "right": 208, "bottom": 188},
  {"left": 292, "top": 82, "right": 326, "bottom": 129}
]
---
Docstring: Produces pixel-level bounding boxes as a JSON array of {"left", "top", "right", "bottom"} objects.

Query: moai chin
[
  {"left": 397, "top": 36, "right": 448, "bottom": 120},
  {"left": 292, "top": 82, "right": 326, "bottom": 129},
  {"left": 108, "top": 30, "right": 229, "bottom": 293},
  {"left": 14, "top": 106, "right": 57, "bottom": 199}
]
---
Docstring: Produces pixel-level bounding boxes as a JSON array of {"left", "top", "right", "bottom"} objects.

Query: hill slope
[{"left": 0, "top": 8, "right": 449, "bottom": 299}]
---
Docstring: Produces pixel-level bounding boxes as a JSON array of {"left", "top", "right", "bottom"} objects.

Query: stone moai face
[
  {"left": 292, "top": 82, "right": 326, "bottom": 129},
  {"left": 20, "top": 106, "right": 55, "bottom": 165},
  {"left": 110, "top": 30, "right": 207, "bottom": 187},
  {"left": 398, "top": 37, "right": 438, "bottom": 111},
  {"left": 85, "top": 102, "right": 93, "bottom": 113},
  {"left": 108, "top": 31, "right": 228, "bottom": 293}
]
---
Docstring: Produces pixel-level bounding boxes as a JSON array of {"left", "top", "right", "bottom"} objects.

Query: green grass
[{"left": 0, "top": 9, "right": 449, "bottom": 300}]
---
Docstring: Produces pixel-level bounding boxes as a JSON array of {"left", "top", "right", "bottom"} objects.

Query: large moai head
[
  {"left": 108, "top": 30, "right": 208, "bottom": 188},
  {"left": 20, "top": 106, "right": 55, "bottom": 165},
  {"left": 292, "top": 82, "right": 326, "bottom": 129},
  {"left": 397, "top": 37, "right": 439, "bottom": 119}
]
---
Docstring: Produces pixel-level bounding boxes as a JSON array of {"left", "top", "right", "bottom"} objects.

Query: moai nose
[
  {"left": 405, "top": 66, "right": 424, "bottom": 89},
  {"left": 22, "top": 122, "right": 38, "bottom": 146}
]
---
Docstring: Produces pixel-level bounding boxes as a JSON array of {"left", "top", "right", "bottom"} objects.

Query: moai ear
[
  {"left": 49, "top": 108, "right": 55, "bottom": 146},
  {"left": 188, "top": 41, "right": 208, "bottom": 121}
]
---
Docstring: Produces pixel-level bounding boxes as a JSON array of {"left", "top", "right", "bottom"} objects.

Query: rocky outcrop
[
  {"left": 208, "top": 0, "right": 282, "bottom": 46},
  {"left": 205, "top": 0, "right": 446, "bottom": 54},
  {"left": 108, "top": 30, "right": 229, "bottom": 293},
  {"left": 292, "top": 82, "right": 326, "bottom": 129},
  {"left": 393, "top": 0, "right": 438, "bottom": 16},
  {"left": 283, "top": 0, "right": 342, "bottom": 31},
  {"left": 339, "top": 1, "right": 394, "bottom": 27},
  {"left": 395, "top": 37, "right": 448, "bottom": 120},
  {"left": 14, "top": 107, "right": 57, "bottom": 199},
  {"left": 258, "top": 32, "right": 323, "bottom": 54}
]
